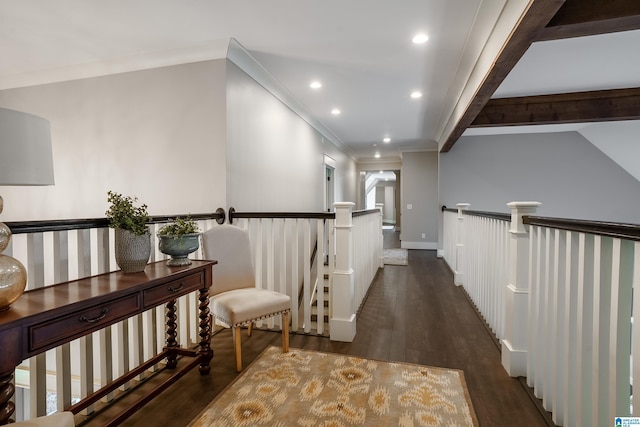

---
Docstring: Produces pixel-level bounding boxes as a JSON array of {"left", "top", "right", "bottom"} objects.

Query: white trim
[
  {"left": 501, "top": 339, "right": 527, "bottom": 377},
  {"left": 323, "top": 154, "right": 337, "bottom": 169},
  {"left": 401, "top": 241, "right": 438, "bottom": 250},
  {"left": 329, "top": 315, "right": 357, "bottom": 342},
  {"left": 0, "top": 38, "right": 231, "bottom": 90}
]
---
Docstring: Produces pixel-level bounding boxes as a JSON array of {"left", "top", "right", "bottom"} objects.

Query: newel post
[
  {"left": 454, "top": 203, "right": 470, "bottom": 286},
  {"left": 376, "top": 203, "right": 384, "bottom": 268},
  {"left": 330, "top": 202, "right": 356, "bottom": 342},
  {"left": 502, "top": 201, "right": 541, "bottom": 376}
]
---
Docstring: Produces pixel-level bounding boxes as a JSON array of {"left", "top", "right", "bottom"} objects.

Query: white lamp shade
[{"left": 0, "top": 107, "right": 54, "bottom": 186}]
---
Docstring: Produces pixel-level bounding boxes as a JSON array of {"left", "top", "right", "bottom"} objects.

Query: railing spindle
[
  {"left": 316, "top": 218, "right": 325, "bottom": 335},
  {"left": 303, "top": 219, "right": 311, "bottom": 333}
]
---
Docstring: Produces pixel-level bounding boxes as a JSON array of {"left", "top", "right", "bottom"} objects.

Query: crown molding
[{"left": 0, "top": 39, "right": 231, "bottom": 91}]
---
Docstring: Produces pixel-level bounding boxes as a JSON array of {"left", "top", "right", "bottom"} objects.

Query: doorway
[
  {"left": 325, "top": 166, "right": 334, "bottom": 212},
  {"left": 364, "top": 170, "right": 399, "bottom": 230}
]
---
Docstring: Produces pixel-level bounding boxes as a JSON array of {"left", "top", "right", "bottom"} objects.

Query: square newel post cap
[
  {"left": 507, "top": 201, "right": 542, "bottom": 233},
  {"left": 456, "top": 203, "right": 470, "bottom": 217},
  {"left": 507, "top": 201, "right": 542, "bottom": 209},
  {"left": 334, "top": 202, "right": 355, "bottom": 227}
]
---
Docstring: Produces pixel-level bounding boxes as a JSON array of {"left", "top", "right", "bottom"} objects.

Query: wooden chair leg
[
  {"left": 282, "top": 311, "right": 289, "bottom": 353},
  {"left": 233, "top": 326, "right": 243, "bottom": 372},
  {"left": 247, "top": 322, "right": 254, "bottom": 337}
]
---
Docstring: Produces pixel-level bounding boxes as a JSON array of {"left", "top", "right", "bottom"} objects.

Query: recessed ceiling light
[
  {"left": 310, "top": 81, "right": 322, "bottom": 89},
  {"left": 412, "top": 34, "right": 429, "bottom": 44},
  {"left": 410, "top": 91, "right": 422, "bottom": 99},
  {"left": 383, "top": 137, "right": 391, "bottom": 143},
  {"left": 373, "top": 143, "right": 377, "bottom": 147},
  {"left": 374, "top": 153, "right": 381, "bottom": 158},
  {"left": 331, "top": 108, "right": 341, "bottom": 115},
  {"left": 379, "top": 170, "right": 384, "bottom": 174}
]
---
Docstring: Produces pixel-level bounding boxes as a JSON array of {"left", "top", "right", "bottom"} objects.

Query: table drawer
[
  {"left": 29, "top": 294, "right": 140, "bottom": 352},
  {"left": 143, "top": 271, "right": 204, "bottom": 308}
]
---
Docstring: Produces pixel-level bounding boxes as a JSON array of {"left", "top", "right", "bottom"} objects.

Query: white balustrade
[
  {"left": 6, "top": 207, "right": 382, "bottom": 421},
  {"left": 455, "top": 203, "right": 470, "bottom": 286},
  {"left": 8, "top": 217, "right": 215, "bottom": 421},
  {"left": 443, "top": 208, "right": 510, "bottom": 342},
  {"left": 442, "top": 209, "right": 457, "bottom": 268},
  {"left": 442, "top": 201, "right": 640, "bottom": 426}
]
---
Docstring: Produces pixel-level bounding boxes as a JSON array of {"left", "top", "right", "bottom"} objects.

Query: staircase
[
  {"left": 310, "top": 276, "right": 330, "bottom": 336},
  {"left": 296, "top": 271, "right": 330, "bottom": 336}
]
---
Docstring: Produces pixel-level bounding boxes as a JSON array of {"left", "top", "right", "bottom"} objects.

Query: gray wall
[
  {"left": 0, "top": 61, "right": 227, "bottom": 221},
  {"left": 401, "top": 151, "right": 439, "bottom": 249},
  {"left": 439, "top": 132, "right": 640, "bottom": 223}
]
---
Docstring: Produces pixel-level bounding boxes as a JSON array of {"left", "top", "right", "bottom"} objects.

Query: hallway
[{"left": 81, "top": 236, "right": 553, "bottom": 427}]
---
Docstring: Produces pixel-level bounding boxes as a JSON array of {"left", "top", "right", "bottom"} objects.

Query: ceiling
[{"left": 1, "top": 1, "right": 639, "bottom": 163}]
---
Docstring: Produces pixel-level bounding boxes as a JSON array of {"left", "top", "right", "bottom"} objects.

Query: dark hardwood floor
[{"left": 78, "top": 227, "right": 553, "bottom": 427}]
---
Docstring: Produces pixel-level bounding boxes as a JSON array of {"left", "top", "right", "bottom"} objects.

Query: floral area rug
[
  {"left": 189, "top": 346, "right": 478, "bottom": 427},
  {"left": 383, "top": 248, "right": 408, "bottom": 266}
]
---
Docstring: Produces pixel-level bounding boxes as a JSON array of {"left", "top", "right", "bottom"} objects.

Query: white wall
[
  {"left": 0, "top": 60, "right": 227, "bottom": 221},
  {"left": 439, "top": 132, "right": 640, "bottom": 223},
  {"left": 225, "top": 61, "right": 356, "bottom": 212},
  {"left": 401, "top": 151, "right": 439, "bottom": 249}
]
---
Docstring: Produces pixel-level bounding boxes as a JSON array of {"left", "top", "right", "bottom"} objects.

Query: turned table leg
[
  {"left": 197, "top": 287, "right": 213, "bottom": 374},
  {"left": 0, "top": 370, "right": 15, "bottom": 425},
  {"left": 165, "top": 299, "right": 178, "bottom": 369}
]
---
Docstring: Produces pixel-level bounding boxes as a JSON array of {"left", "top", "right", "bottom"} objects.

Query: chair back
[{"left": 202, "top": 224, "right": 256, "bottom": 296}]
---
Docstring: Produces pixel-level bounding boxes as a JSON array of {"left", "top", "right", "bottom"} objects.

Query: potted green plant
[
  {"left": 105, "top": 191, "right": 151, "bottom": 273},
  {"left": 157, "top": 216, "right": 200, "bottom": 266}
]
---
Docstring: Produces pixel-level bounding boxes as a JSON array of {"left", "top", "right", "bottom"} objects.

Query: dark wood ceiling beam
[
  {"left": 470, "top": 87, "right": 640, "bottom": 127},
  {"left": 535, "top": 0, "right": 640, "bottom": 41},
  {"left": 440, "top": 0, "right": 565, "bottom": 153}
]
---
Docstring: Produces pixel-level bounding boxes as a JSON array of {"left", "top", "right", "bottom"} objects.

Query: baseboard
[{"left": 401, "top": 241, "right": 437, "bottom": 250}]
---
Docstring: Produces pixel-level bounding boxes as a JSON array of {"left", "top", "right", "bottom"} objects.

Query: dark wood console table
[{"left": 0, "top": 260, "right": 216, "bottom": 425}]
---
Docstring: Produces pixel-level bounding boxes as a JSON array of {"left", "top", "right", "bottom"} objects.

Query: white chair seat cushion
[
  {"left": 211, "top": 288, "right": 291, "bottom": 326},
  {"left": 14, "top": 412, "right": 75, "bottom": 426}
]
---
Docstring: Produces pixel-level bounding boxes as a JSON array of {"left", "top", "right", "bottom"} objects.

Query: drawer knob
[
  {"left": 168, "top": 283, "right": 184, "bottom": 293},
  {"left": 79, "top": 308, "right": 109, "bottom": 323}
]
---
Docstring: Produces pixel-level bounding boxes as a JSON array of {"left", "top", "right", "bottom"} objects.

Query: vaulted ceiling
[
  {"left": 455, "top": 0, "right": 640, "bottom": 150},
  {"left": 1, "top": 1, "right": 639, "bottom": 162}
]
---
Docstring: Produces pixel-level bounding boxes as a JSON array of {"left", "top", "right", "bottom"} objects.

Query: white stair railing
[{"left": 229, "top": 205, "right": 381, "bottom": 340}]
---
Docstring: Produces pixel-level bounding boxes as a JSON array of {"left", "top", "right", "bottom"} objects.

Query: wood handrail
[
  {"left": 228, "top": 207, "right": 335, "bottom": 223},
  {"left": 6, "top": 209, "right": 225, "bottom": 234},
  {"left": 441, "top": 206, "right": 510, "bottom": 222},
  {"left": 444, "top": 205, "right": 640, "bottom": 241},
  {"left": 228, "top": 207, "right": 379, "bottom": 223},
  {"left": 523, "top": 215, "right": 640, "bottom": 242},
  {"left": 352, "top": 208, "right": 380, "bottom": 217}
]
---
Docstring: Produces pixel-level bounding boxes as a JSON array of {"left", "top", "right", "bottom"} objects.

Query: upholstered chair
[
  {"left": 202, "top": 224, "right": 291, "bottom": 371},
  {"left": 13, "top": 412, "right": 75, "bottom": 426}
]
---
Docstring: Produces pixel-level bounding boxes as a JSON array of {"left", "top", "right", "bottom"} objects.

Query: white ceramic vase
[{"left": 115, "top": 228, "right": 151, "bottom": 273}]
